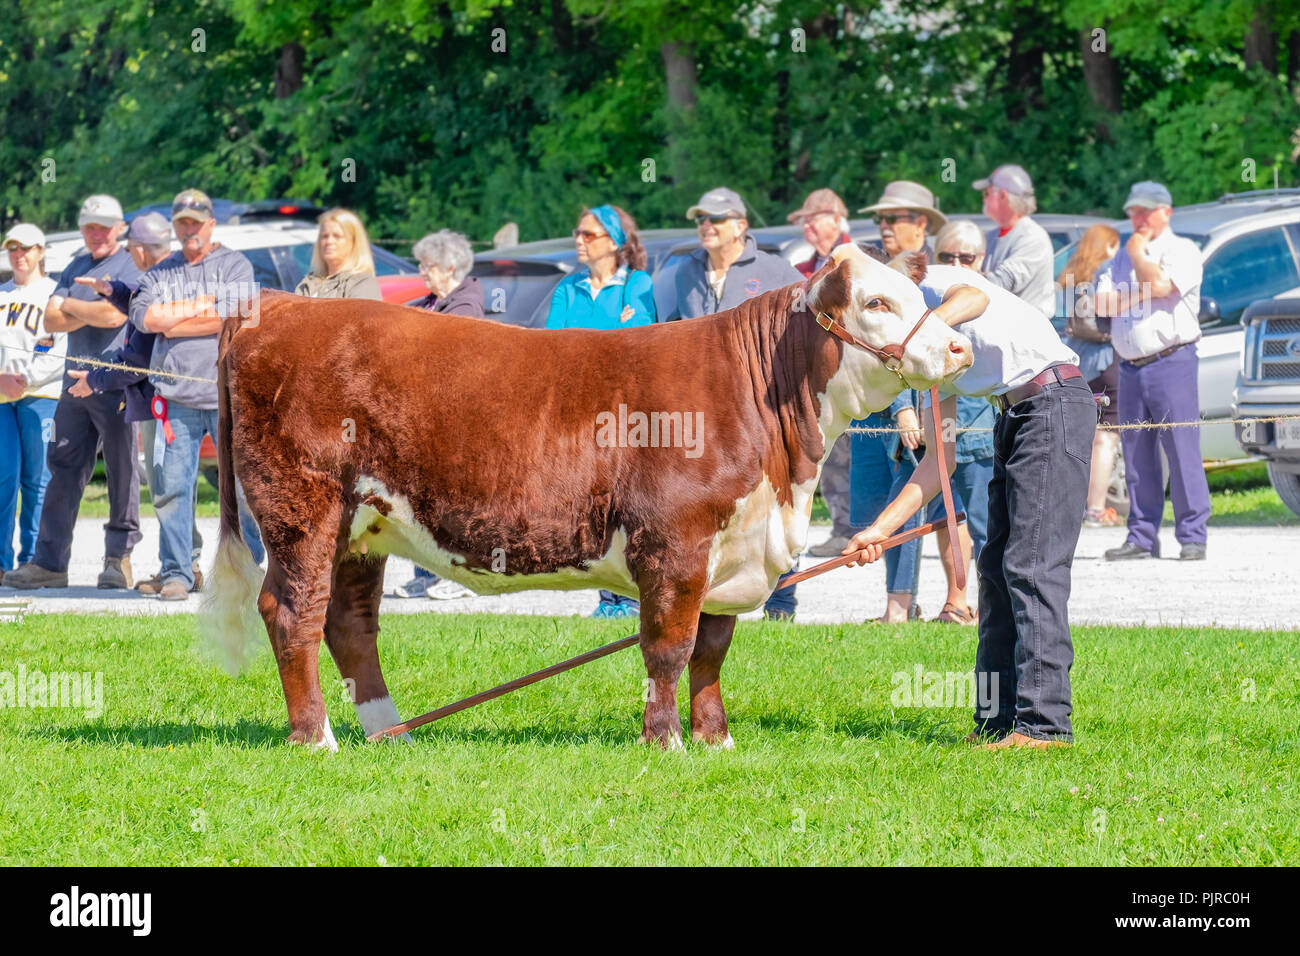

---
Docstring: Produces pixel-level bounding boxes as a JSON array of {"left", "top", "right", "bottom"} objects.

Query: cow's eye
[{"left": 865, "top": 297, "right": 887, "bottom": 310}]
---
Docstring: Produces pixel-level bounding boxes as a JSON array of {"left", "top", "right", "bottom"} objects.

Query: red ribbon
[{"left": 151, "top": 395, "right": 175, "bottom": 444}]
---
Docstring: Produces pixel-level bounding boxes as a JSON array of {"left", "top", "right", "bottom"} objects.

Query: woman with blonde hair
[
  {"left": 1060, "top": 223, "right": 1122, "bottom": 526},
  {"left": 295, "top": 208, "right": 382, "bottom": 300}
]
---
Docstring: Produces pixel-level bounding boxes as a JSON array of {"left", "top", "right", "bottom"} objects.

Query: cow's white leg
[{"left": 355, "top": 695, "right": 413, "bottom": 743}]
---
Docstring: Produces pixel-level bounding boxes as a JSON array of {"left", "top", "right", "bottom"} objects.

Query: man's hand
[
  {"left": 843, "top": 525, "right": 891, "bottom": 566},
  {"left": 0, "top": 373, "right": 27, "bottom": 400},
  {"left": 66, "top": 369, "right": 94, "bottom": 398},
  {"left": 895, "top": 408, "right": 922, "bottom": 450},
  {"left": 1125, "top": 231, "right": 1150, "bottom": 259},
  {"left": 619, "top": 305, "right": 635, "bottom": 323},
  {"left": 74, "top": 276, "right": 114, "bottom": 297}
]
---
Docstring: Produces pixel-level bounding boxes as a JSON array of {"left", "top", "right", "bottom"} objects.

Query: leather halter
[{"left": 799, "top": 278, "right": 932, "bottom": 386}]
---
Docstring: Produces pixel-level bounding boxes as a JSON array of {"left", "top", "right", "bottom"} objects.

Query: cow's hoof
[
  {"left": 288, "top": 716, "right": 338, "bottom": 753},
  {"left": 693, "top": 732, "right": 735, "bottom": 751},
  {"left": 639, "top": 731, "right": 685, "bottom": 751}
]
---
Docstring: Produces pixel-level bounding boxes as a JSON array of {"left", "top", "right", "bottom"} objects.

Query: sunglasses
[
  {"left": 572, "top": 229, "right": 609, "bottom": 242},
  {"left": 172, "top": 198, "right": 213, "bottom": 218},
  {"left": 694, "top": 214, "right": 733, "bottom": 227},
  {"left": 4, "top": 242, "right": 36, "bottom": 252},
  {"left": 937, "top": 251, "right": 981, "bottom": 266},
  {"left": 875, "top": 213, "right": 920, "bottom": 225}
]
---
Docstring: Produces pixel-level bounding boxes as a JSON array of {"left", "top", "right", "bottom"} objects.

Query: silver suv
[{"left": 1234, "top": 297, "right": 1300, "bottom": 516}]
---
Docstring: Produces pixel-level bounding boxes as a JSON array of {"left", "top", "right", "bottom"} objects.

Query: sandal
[{"left": 933, "top": 602, "right": 976, "bottom": 625}]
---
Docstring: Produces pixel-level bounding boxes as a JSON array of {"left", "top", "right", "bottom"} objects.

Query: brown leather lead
[
  {"left": 369, "top": 511, "right": 967, "bottom": 741},
  {"left": 929, "top": 385, "right": 966, "bottom": 592}
]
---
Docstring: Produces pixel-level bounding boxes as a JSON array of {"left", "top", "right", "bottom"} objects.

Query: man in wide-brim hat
[{"left": 858, "top": 180, "right": 947, "bottom": 258}]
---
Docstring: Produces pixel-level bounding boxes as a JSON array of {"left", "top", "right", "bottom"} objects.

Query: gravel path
[{"left": 5, "top": 517, "right": 1297, "bottom": 631}]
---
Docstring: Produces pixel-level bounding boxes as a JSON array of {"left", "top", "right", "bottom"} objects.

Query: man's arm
[
  {"left": 845, "top": 394, "right": 958, "bottom": 562},
  {"left": 47, "top": 295, "right": 129, "bottom": 330},
  {"left": 141, "top": 296, "right": 219, "bottom": 335},
  {"left": 930, "top": 284, "right": 990, "bottom": 328},
  {"left": 1126, "top": 234, "right": 1173, "bottom": 298}
]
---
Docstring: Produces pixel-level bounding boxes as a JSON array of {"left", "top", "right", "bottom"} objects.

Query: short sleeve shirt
[
  {"left": 1094, "top": 230, "right": 1202, "bottom": 361},
  {"left": 920, "top": 265, "right": 1078, "bottom": 398}
]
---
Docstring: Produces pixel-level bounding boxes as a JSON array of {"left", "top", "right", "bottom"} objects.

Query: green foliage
[{"left": 1, "top": 0, "right": 1297, "bottom": 246}]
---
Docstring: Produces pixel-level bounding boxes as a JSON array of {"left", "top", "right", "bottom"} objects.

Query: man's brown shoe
[
  {"left": 191, "top": 563, "right": 203, "bottom": 592},
  {"left": 135, "top": 573, "right": 164, "bottom": 595},
  {"left": 97, "top": 555, "right": 133, "bottom": 590},
  {"left": 159, "top": 578, "right": 190, "bottom": 602},
  {"left": 980, "top": 731, "right": 1070, "bottom": 751},
  {"left": 3, "top": 562, "right": 68, "bottom": 589}
]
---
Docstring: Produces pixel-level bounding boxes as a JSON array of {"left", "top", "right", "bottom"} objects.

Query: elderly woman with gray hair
[
  {"left": 392, "top": 228, "right": 485, "bottom": 602},
  {"left": 412, "top": 230, "right": 484, "bottom": 317}
]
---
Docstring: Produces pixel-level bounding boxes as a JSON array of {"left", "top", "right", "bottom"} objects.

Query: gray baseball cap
[
  {"left": 126, "top": 211, "right": 172, "bottom": 246},
  {"left": 1123, "top": 181, "right": 1173, "bottom": 211},
  {"left": 972, "top": 164, "right": 1035, "bottom": 197},
  {"left": 686, "top": 187, "right": 747, "bottom": 220}
]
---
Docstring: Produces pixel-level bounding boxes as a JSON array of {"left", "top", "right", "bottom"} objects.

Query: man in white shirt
[
  {"left": 974, "top": 164, "right": 1055, "bottom": 317},
  {"left": 845, "top": 262, "right": 1095, "bottom": 749},
  {"left": 1094, "top": 181, "right": 1210, "bottom": 561}
]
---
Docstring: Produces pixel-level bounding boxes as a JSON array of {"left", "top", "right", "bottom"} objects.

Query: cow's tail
[{"left": 198, "top": 315, "right": 265, "bottom": 675}]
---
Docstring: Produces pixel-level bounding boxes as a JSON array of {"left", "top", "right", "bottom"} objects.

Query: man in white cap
[
  {"left": 5, "top": 194, "right": 143, "bottom": 591},
  {"left": 1095, "top": 181, "right": 1209, "bottom": 562},
  {"left": 974, "top": 164, "right": 1055, "bottom": 317}
]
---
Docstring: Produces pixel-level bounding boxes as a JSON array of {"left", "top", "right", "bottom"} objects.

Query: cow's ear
[
  {"left": 808, "top": 259, "right": 852, "bottom": 318},
  {"left": 890, "top": 250, "right": 927, "bottom": 286}
]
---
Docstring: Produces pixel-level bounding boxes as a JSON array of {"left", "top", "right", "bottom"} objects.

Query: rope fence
[{"left": 7, "top": 345, "right": 1300, "bottom": 434}]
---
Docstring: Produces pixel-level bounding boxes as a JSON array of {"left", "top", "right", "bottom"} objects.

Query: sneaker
[
  {"left": 158, "top": 578, "right": 190, "bottom": 601},
  {"left": 97, "top": 555, "right": 133, "bottom": 590},
  {"left": 1104, "top": 541, "right": 1158, "bottom": 561},
  {"left": 590, "top": 598, "right": 639, "bottom": 618},
  {"left": 4, "top": 562, "right": 68, "bottom": 589},
  {"left": 426, "top": 578, "right": 474, "bottom": 600},
  {"left": 392, "top": 576, "right": 431, "bottom": 599},
  {"left": 807, "top": 534, "right": 852, "bottom": 557},
  {"left": 1180, "top": 544, "right": 1207, "bottom": 561},
  {"left": 1083, "top": 507, "right": 1122, "bottom": 528}
]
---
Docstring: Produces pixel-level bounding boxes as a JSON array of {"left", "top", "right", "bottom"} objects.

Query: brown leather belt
[
  {"left": 1122, "top": 341, "right": 1194, "bottom": 369},
  {"left": 996, "top": 364, "right": 1084, "bottom": 412}
]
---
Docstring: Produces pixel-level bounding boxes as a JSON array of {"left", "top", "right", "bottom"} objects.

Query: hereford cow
[{"left": 202, "top": 244, "right": 972, "bottom": 750}]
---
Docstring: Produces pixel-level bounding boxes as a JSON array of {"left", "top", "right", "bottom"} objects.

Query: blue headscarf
[{"left": 588, "top": 204, "right": 626, "bottom": 249}]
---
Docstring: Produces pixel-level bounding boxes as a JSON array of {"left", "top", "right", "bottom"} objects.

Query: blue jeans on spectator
[
  {"left": 154, "top": 403, "right": 263, "bottom": 588},
  {"left": 850, "top": 413, "right": 922, "bottom": 595},
  {"left": 0, "top": 396, "right": 57, "bottom": 570}
]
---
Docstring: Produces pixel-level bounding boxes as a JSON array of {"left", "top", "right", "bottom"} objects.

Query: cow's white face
[{"left": 808, "top": 244, "right": 972, "bottom": 426}]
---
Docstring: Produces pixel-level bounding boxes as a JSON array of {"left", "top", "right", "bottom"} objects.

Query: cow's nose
[{"left": 944, "top": 338, "right": 972, "bottom": 374}]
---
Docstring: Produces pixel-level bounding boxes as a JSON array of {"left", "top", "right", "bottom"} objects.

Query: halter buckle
[{"left": 814, "top": 311, "right": 833, "bottom": 332}]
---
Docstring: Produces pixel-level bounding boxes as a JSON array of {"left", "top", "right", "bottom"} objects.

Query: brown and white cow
[{"left": 201, "top": 244, "right": 972, "bottom": 750}]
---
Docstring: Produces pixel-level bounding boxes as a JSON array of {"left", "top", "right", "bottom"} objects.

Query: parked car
[
  {"left": 40, "top": 219, "right": 421, "bottom": 304},
  {"left": 1233, "top": 296, "right": 1300, "bottom": 516}
]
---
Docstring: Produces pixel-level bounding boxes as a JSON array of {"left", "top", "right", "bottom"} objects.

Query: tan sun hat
[
  {"left": 857, "top": 181, "right": 947, "bottom": 231},
  {"left": 787, "top": 188, "right": 848, "bottom": 224}
]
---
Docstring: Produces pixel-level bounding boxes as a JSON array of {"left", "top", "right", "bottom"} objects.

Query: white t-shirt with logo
[
  {"left": 0, "top": 275, "right": 63, "bottom": 401},
  {"left": 920, "top": 265, "right": 1078, "bottom": 398},
  {"left": 1093, "top": 229, "right": 1202, "bottom": 361}
]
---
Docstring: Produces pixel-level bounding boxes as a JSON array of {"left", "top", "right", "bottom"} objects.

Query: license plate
[{"left": 1277, "top": 418, "right": 1300, "bottom": 449}]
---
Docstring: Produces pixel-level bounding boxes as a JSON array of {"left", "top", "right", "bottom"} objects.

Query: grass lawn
[{"left": 1, "top": 612, "right": 1295, "bottom": 865}]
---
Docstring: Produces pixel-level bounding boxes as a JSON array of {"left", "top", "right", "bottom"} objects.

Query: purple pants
[{"left": 1117, "top": 346, "right": 1210, "bottom": 551}]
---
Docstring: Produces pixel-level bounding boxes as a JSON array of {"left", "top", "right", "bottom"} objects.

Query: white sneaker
[
  {"left": 392, "top": 576, "right": 431, "bottom": 599},
  {"left": 426, "top": 578, "right": 474, "bottom": 600}
]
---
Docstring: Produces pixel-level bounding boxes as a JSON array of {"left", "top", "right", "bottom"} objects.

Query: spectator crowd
[{"left": 1, "top": 167, "right": 1209, "bottom": 626}]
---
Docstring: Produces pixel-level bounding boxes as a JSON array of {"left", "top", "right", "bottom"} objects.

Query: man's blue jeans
[
  {"left": 153, "top": 403, "right": 263, "bottom": 588},
  {"left": 0, "top": 397, "right": 57, "bottom": 569}
]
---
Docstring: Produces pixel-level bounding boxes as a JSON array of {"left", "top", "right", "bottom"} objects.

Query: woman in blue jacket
[{"left": 546, "top": 204, "right": 655, "bottom": 618}]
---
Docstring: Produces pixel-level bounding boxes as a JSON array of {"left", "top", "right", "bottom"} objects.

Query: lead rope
[{"left": 929, "top": 384, "right": 966, "bottom": 591}]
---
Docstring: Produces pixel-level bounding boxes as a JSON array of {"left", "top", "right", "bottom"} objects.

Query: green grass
[{"left": 1, "top": 612, "right": 1295, "bottom": 865}]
